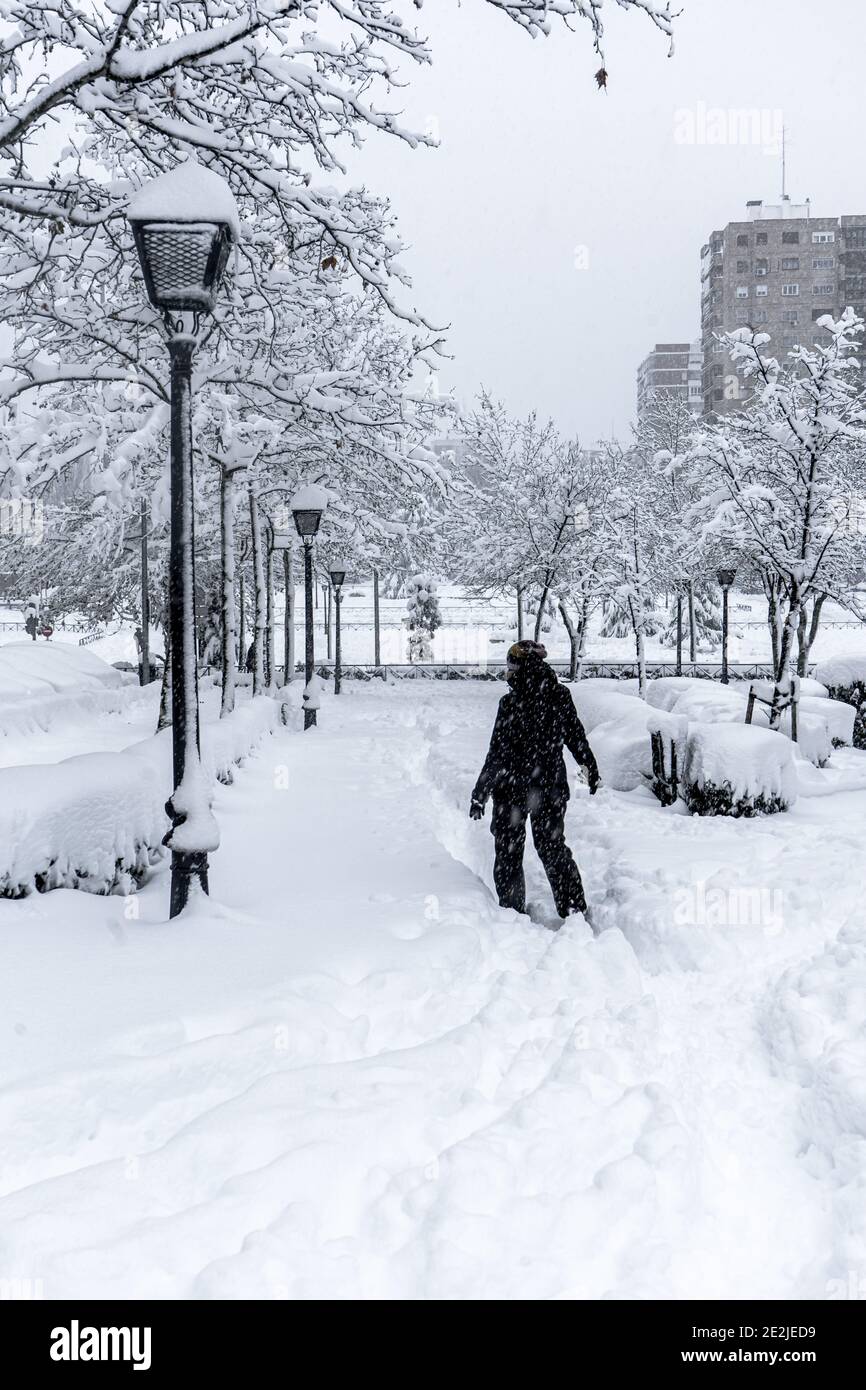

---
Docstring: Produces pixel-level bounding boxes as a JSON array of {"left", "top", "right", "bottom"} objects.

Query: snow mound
[
  {"left": 0, "top": 697, "right": 279, "bottom": 898},
  {"left": 0, "top": 642, "right": 124, "bottom": 702},
  {"left": 683, "top": 723, "right": 798, "bottom": 812},
  {"left": 645, "top": 676, "right": 711, "bottom": 712},
  {"left": 815, "top": 657, "right": 866, "bottom": 689}
]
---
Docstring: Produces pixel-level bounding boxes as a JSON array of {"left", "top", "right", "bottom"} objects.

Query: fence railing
[{"left": 313, "top": 659, "right": 798, "bottom": 681}]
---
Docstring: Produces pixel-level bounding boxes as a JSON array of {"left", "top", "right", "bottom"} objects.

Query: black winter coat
[{"left": 472, "top": 660, "right": 600, "bottom": 809}]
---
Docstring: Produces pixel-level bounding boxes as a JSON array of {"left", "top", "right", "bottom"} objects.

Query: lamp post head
[
  {"left": 329, "top": 566, "right": 347, "bottom": 590},
  {"left": 127, "top": 162, "right": 239, "bottom": 314},
  {"left": 717, "top": 567, "right": 737, "bottom": 589},
  {"left": 290, "top": 483, "right": 330, "bottom": 543}
]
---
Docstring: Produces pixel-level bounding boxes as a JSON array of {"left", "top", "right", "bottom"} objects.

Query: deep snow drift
[{"left": 0, "top": 680, "right": 864, "bottom": 1299}]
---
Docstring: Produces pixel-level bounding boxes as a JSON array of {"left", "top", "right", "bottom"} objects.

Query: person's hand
[{"left": 469, "top": 796, "right": 486, "bottom": 820}]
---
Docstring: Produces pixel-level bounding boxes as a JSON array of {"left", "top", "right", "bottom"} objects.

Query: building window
[
  {"left": 812, "top": 257, "right": 835, "bottom": 269},
  {"left": 753, "top": 309, "right": 769, "bottom": 323},
  {"left": 755, "top": 259, "right": 768, "bottom": 276},
  {"left": 782, "top": 230, "right": 800, "bottom": 244},
  {"left": 781, "top": 257, "right": 799, "bottom": 271},
  {"left": 736, "top": 260, "right": 749, "bottom": 273},
  {"left": 844, "top": 228, "right": 866, "bottom": 246},
  {"left": 812, "top": 308, "right": 829, "bottom": 321},
  {"left": 813, "top": 283, "right": 835, "bottom": 296},
  {"left": 735, "top": 307, "right": 750, "bottom": 322},
  {"left": 781, "top": 309, "right": 799, "bottom": 324},
  {"left": 781, "top": 283, "right": 799, "bottom": 296},
  {"left": 756, "top": 232, "right": 768, "bottom": 245},
  {"left": 736, "top": 234, "right": 749, "bottom": 247},
  {"left": 755, "top": 285, "right": 768, "bottom": 297},
  {"left": 736, "top": 285, "right": 749, "bottom": 298},
  {"left": 714, "top": 388, "right": 724, "bottom": 400},
  {"left": 812, "top": 231, "right": 835, "bottom": 243}
]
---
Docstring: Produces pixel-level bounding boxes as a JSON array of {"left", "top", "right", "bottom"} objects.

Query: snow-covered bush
[
  {"left": 683, "top": 723, "right": 798, "bottom": 817},
  {"left": 645, "top": 675, "right": 715, "bottom": 713},
  {"left": 0, "top": 697, "right": 279, "bottom": 898},
  {"left": 815, "top": 658, "right": 866, "bottom": 749},
  {"left": 405, "top": 575, "right": 441, "bottom": 663}
]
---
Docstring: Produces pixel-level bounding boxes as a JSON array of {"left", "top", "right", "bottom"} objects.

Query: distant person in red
[{"left": 470, "top": 640, "right": 599, "bottom": 920}]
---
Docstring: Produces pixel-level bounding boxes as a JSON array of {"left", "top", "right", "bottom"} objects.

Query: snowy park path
[{"left": 0, "top": 683, "right": 864, "bottom": 1298}]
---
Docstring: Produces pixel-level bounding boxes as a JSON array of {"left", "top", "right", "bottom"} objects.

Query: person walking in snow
[{"left": 470, "top": 640, "right": 599, "bottom": 920}]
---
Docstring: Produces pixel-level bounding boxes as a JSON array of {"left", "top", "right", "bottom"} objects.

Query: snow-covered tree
[
  {"left": 684, "top": 314, "right": 866, "bottom": 725},
  {"left": 405, "top": 574, "right": 441, "bottom": 663}
]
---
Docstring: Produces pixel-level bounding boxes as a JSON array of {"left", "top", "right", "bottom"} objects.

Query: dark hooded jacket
[{"left": 472, "top": 658, "right": 600, "bottom": 809}]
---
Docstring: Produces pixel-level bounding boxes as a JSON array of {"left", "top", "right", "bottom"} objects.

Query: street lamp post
[
  {"left": 270, "top": 530, "right": 293, "bottom": 684},
  {"left": 329, "top": 564, "right": 346, "bottom": 694},
  {"left": 128, "top": 162, "right": 237, "bottom": 917},
  {"left": 291, "top": 485, "right": 328, "bottom": 728},
  {"left": 717, "top": 567, "right": 737, "bottom": 685}
]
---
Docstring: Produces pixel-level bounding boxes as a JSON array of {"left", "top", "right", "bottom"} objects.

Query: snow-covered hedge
[
  {"left": 683, "top": 723, "right": 798, "bottom": 817},
  {"left": 0, "top": 696, "right": 279, "bottom": 898},
  {"left": 571, "top": 682, "right": 655, "bottom": 790},
  {"left": 814, "top": 657, "right": 866, "bottom": 749}
]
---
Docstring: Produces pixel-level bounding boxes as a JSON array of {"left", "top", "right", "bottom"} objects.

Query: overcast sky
[{"left": 343, "top": 0, "right": 866, "bottom": 443}]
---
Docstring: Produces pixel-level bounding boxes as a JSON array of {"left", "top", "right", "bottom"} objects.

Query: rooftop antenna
[{"left": 781, "top": 124, "right": 789, "bottom": 202}]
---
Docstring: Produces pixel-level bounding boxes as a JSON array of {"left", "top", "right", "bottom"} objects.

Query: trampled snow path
[{"left": 0, "top": 683, "right": 864, "bottom": 1299}]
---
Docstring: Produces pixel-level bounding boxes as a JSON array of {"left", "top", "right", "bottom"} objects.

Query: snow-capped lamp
[
  {"left": 291, "top": 483, "right": 330, "bottom": 729},
  {"left": 328, "top": 563, "right": 347, "bottom": 589},
  {"left": 716, "top": 567, "right": 738, "bottom": 686},
  {"left": 290, "top": 483, "right": 329, "bottom": 541},
  {"left": 127, "top": 161, "right": 239, "bottom": 315}
]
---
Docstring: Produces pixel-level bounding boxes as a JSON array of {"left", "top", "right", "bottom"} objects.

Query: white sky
[{"left": 343, "top": 0, "right": 866, "bottom": 443}]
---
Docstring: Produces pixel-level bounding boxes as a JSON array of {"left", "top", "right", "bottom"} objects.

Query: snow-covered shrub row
[
  {"left": 682, "top": 723, "right": 798, "bottom": 817},
  {"left": 0, "top": 641, "right": 125, "bottom": 700},
  {"left": 0, "top": 696, "right": 279, "bottom": 898},
  {"left": 815, "top": 657, "right": 866, "bottom": 749},
  {"left": 0, "top": 642, "right": 144, "bottom": 740},
  {"left": 572, "top": 677, "right": 807, "bottom": 814},
  {"left": 0, "top": 681, "right": 151, "bottom": 742}
]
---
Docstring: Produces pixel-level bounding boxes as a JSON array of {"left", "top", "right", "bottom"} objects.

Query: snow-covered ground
[{"left": 1, "top": 680, "right": 864, "bottom": 1299}]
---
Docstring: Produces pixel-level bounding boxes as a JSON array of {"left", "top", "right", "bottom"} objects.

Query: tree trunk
[
  {"left": 687, "top": 579, "right": 696, "bottom": 664},
  {"left": 558, "top": 598, "right": 578, "bottom": 679},
  {"left": 248, "top": 486, "right": 266, "bottom": 697},
  {"left": 797, "top": 592, "right": 825, "bottom": 675},
  {"left": 219, "top": 464, "right": 238, "bottom": 717},
  {"left": 517, "top": 585, "right": 524, "bottom": 640},
  {"left": 769, "top": 592, "right": 802, "bottom": 732},
  {"left": 157, "top": 628, "right": 172, "bottom": 732},
  {"left": 283, "top": 546, "right": 295, "bottom": 683},
  {"left": 765, "top": 574, "right": 785, "bottom": 680},
  {"left": 635, "top": 624, "right": 647, "bottom": 698},
  {"left": 534, "top": 585, "right": 550, "bottom": 642},
  {"left": 373, "top": 568, "right": 381, "bottom": 666},
  {"left": 238, "top": 569, "right": 246, "bottom": 675},
  {"left": 265, "top": 534, "right": 275, "bottom": 690}
]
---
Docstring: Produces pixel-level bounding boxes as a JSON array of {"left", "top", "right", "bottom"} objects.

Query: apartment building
[
  {"left": 700, "top": 198, "right": 866, "bottom": 416},
  {"left": 636, "top": 340, "right": 703, "bottom": 420}
]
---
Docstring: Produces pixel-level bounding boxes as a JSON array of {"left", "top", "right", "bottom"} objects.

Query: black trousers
[{"left": 491, "top": 790, "right": 586, "bottom": 918}]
